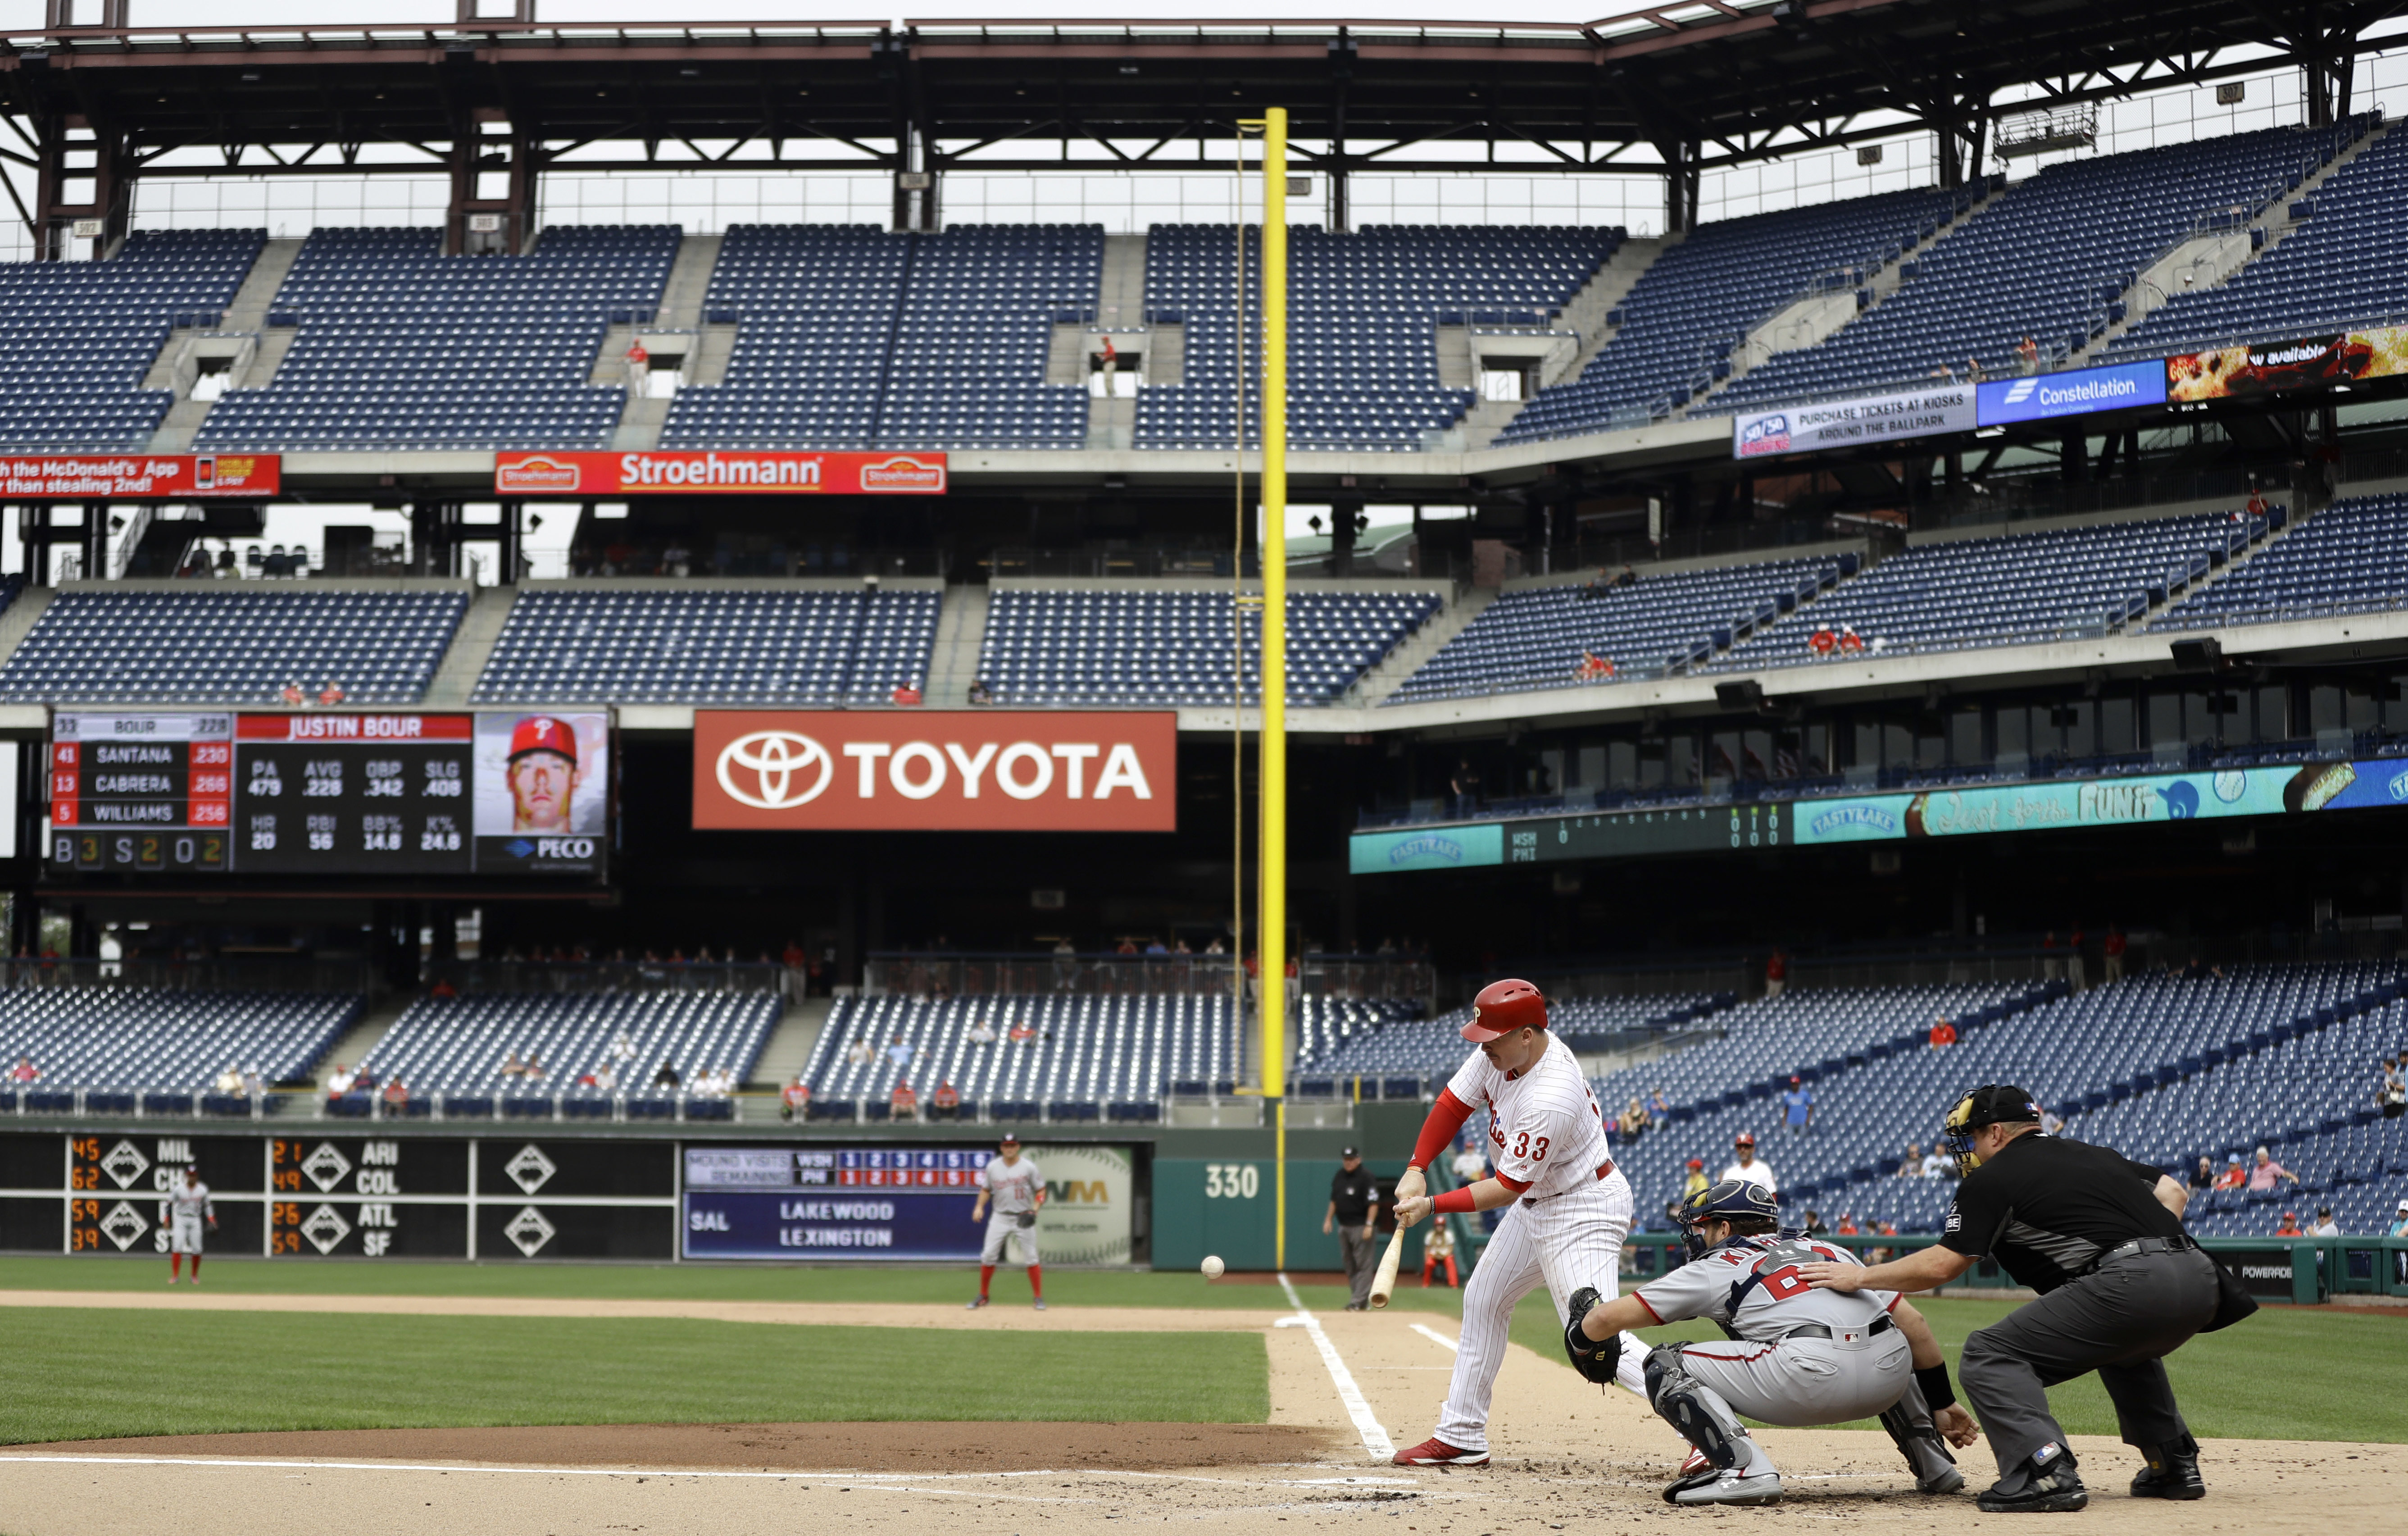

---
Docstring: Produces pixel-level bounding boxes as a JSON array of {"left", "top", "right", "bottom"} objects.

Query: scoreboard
[
  {"left": 3, "top": 1131, "right": 676, "bottom": 1260},
  {"left": 47, "top": 709, "right": 609, "bottom": 879}
]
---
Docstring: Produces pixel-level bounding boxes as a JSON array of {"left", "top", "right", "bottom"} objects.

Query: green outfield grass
[
  {"left": 0, "top": 1259, "right": 2398, "bottom": 1446},
  {"left": 0, "top": 1308, "right": 1268, "bottom": 1445}
]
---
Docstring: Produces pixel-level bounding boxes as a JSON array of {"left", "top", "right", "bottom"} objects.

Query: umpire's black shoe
[
  {"left": 1977, "top": 1447, "right": 2087, "bottom": 1513},
  {"left": 2131, "top": 1436, "right": 2205, "bottom": 1500}
]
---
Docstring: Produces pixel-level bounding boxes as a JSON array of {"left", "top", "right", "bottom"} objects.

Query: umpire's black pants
[
  {"left": 1339, "top": 1226, "right": 1378, "bottom": 1308},
  {"left": 1959, "top": 1248, "right": 2220, "bottom": 1477}
]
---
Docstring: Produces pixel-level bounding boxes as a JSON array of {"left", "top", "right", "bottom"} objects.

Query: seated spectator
[
  {"left": 968, "top": 1017, "right": 998, "bottom": 1045},
  {"left": 845, "top": 1037, "right": 875, "bottom": 1067},
  {"left": 2390, "top": 1199, "right": 2408, "bottom": 1238},
  {"left": 318, "top": 680, "right": 346, "bottom": 707},
  {"left": 592, "top": 1062, "right": 618, "bottom": 1094},
  {"left": 2213, "top": 1153, "right": 2247, "bottom": 1190},
  {"left": 429, "top": 977, "right": 459, "bottom": 999},
  {"left": 2380, "top": 1055, "right": 2405, "bottom": 1119},
  {"left": 931, "top": 1080, "right": 962, "bottom": 1121},
  {"left": 2040, "top": 1107, "right": 2066, "bottom": 1136},
  {"left": 1115, "top": 937, "right": 1140, "bottom": 956},
  {"left": 279, "top": 680, "right": 306, "bottom": 706},
  {"left": 1800, "top": 1209, "right": 1829, "bottom": 1237},
  {"left": 1009, "top": 1020, "right": 1036, "bottom": 1043},
  {"left": 523, "top": 1054, "right": 545, "bottom": 1081},
  {"left": 2306, "top": 1206, "right": 2340, "bottom": 1237},
  {"left": 885, "top": 1035, "right": 913, "bottom": 1068},
  {"left": 243, "top": 1066, "right": 265, "bottom": 1097},
  {"left": 653, "top": 1061, "right": 682, "bottom": 1090},
  {"left": 501, "top": 1051, "right": 525, "bottom": 1079},
  {"left": 1145, "top": 939, "right": 1169, "bottom": 955},
  {"left": 891, "top": 679, "right": 923, "bottom": 706},
  {"left": 2274, "top": 1209, "right": 2304, "bottom": 1236},
  {"left": 781, "top": 1075, "right": 811, "bottom": 1121},
  {"left": 1614, "top": 564, "right": 1637, "bottom": 588},
  {"left": 1921, "top": 1145, "right": 1955, "bottom": 1180},
  {"left": 379, "top": 1076, "right": 409, "bottom": 1116},
  {"left": 1681, "top": 1158, "right": 1708, "bottom": 1198},
  {"left": 1896, "top": 1143, "right": 1924, "bottom": 1178},
  {"left": 1649, "top": 1087, "right": 1671, "bottom": 1119},
  {"left": 1835, "top": 1212, "right": 1860, "bottom": 1236},
  {"left": 214, "top": 1065, "right": 243, "bottom": 1095},
  {"left": 968, "top": 678, "right": 996, "bottom": 706},
  {"left": 2188, "top": 1155, "right": 2217, "bottom": 1192},
  {"left": 1839, "top": 624, "right": 1866, "bottom": 654},
  {"left": 1808, "top": 624, "right": 1837, "bottom": 657},
  {"left": 2248, "top": 1146, "right": 2299, "bottom": 1192},
  {"left": 10, "top": 1056, "right": 39, "bottom": 1083},
  {"left": 324, "top": 1062, "right": 354, "bottom": 1098},
  {"left": 1580, "top": 568, "right": 1611, "bottom": 600},
  {"left": 1928, "top": 1016, "right": 1958, "bottom": 1048},
  {"left": 890, "top": 1079, "right": 918, "bottom": 1121}
]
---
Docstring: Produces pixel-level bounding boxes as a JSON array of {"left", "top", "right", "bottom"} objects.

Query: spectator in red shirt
[
  {"left": 1928, "top": 1016, "right": 1958, "bottom": 1048},
  {"left": 2274, "top": 1209, "right": 2304, "bottom": 1237},
  {"left": 8, "top": 1056, "right": 36, "bottom": 1082},
  {"left": 780, "top": 1075, "right": 811, "bottom": 1122},
  {"left": 1764, "top": 949, "right": 1787, "bottom": 999},
  {"left": 2103, "top": 925, "right": 2127, "bottom": 982},
  {"left": 2213, "top": 1153, "right": 2246, "bottom": 1190},
  {"left": 889, "top": 1079, "right": 918, "bottom": 1121},
  {"left": 932, "top": 1080, "right": 962, "bottom": 1121},
  {"left": 380, "top": 1076, "right": 409, "bottom": 1116},
  {"left": 891, "top": 679, "right": 923, "bottom": 706},
  {"left": 2247, "top": 1146, "right": 2299, "bottom": 1192},
  {"left": 1808, "top": 625, "right": 1837, "bottom": 657}
]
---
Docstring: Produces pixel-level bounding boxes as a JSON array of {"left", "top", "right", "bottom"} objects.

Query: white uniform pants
[
  {"left": 170, "top": 1215, "right": 205, "bottom": 1256},
  {"left": 1675, "top": 1327, "right": 1913, "bottom": 1428},
  {"left": 981, "top": 1212, "right": 1038, "bottom": 1266},
  {"left": 1436, "top": 1170, "right": 1648, "bottom": 1453}
]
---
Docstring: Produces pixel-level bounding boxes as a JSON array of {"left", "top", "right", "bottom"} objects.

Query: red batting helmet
[{"left": 1461, "top": 977, "right": 1547, "bottom": 1042}]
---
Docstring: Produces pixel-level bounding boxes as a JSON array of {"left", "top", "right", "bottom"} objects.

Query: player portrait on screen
[{"left": 475, "top": 712, "right": 609, "bottom": 837}]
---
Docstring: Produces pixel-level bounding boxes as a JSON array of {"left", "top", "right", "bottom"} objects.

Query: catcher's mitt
[
  {"left": 1561, "top": 1285, "right": 1623, "bottom": 1387},
  {"left": 1016, "top": 1211, "right": 1037, "bottom": 1229}
]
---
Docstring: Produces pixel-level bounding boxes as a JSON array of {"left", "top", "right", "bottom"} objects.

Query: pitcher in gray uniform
[
  {"left": 1802, "top": 1085, "right": 2241, "bottom": 1514},
  {"left": 1563, "top": 1180, "right": 1977, "bottom": 1506}
]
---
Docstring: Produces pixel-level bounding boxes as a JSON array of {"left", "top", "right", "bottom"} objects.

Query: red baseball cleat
[{"left": 1391, "top": 1436, "right": 1490, "bottom": 1467}]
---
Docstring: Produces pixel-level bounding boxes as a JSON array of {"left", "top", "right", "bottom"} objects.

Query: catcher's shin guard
[
  {"left": 1643, "top": 1345, "right": 1760, "bottom": 1475},
  {"left": 1878, "top": 1380, "right": 1964, "bottom": 1495}
]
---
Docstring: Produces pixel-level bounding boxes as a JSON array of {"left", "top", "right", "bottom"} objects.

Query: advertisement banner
[
  {"left": 494, "top": 450, "right": 946, "bottom": 496},
  {"left": 1976, "top": 360, "right": 2167, "bottom": 425},
  {"left": 692, "top": 710, "right": 1176, "bottom": 832},
  {"left": 0, "top": 453, "right": 279, "bottom": 499},
  {"left": 2165, "top": 323, "right": 2408, "bottom": 401},
  {"left": 1732, "top": 384, "right": 1975, "bottom": 460},
  {"left": 1347, "top": 822, "right": 1505, "bottom": 874},
  {"left": 679, "top": 1144, "right": 1133, "bottom": 1264},
  {"left": 1794, "top": 758, "right": 2395, "bottom": 847}
]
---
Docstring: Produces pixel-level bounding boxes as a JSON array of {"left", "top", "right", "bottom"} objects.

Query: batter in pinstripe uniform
[{"left": 1390, "top": 978, "right": 1651, "bottom": 1466}]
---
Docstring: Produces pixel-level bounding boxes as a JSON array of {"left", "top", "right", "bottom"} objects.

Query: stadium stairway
[
  {"left": 1692, "top": 179, "right": 2007, "bottom": 414},
  {"left": 1471, "top": 235, "right": 1671, "bottom": 445},
  {"left": 740, "top": 995, "right": 831, "bottom": 1116},
  {"left": 308, "top": 994, "right": 411, "bottom": 1096},
  {"left": 0, "top": 584, "right": 54, "bottom": 672},
  {"left": 421, "top": 584, "right": 518, "bottom": 706},
  {"left": 143, "top": 236, "right": 304, "bottom": 453},
  {"left": 922, "top": 584, "right": 990, "bottom": 708},
  {"left": 1346, "top": 585, "right": 1496, "bottom": 707},
  {"left": 603, "top": 232, "right": 724, "bottom": 452},
  {"left": 2079, "top": 119, "right": 2396, "bottom": 363}
]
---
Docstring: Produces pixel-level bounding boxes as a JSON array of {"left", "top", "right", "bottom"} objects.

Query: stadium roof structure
[{"left": 0, "top": 1, "right": 2399, "bottom": 246}]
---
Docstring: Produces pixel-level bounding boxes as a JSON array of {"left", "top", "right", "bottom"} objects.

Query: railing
[
  {"left": 0, "top": 957, "right": 373, "bottom": 993},
  {"left": 862, "top": 950, "right": 1436, "bottom": 1007},
  {"left": 421, "top": 959, "right": 792, "bottom": 996}
]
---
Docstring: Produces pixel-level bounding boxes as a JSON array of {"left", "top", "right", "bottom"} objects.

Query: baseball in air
[{"left": 1200, "top": 1255, "right": 1226, "bottom": 1279}]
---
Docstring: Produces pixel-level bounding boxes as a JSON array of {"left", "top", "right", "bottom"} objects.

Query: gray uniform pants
[
  {"left": 1959, "top": 1248, "right": 2220, "bottom": 1476},
  {"left": 1339, "top": 1225, "right": 1379, "bottom": 1307}
]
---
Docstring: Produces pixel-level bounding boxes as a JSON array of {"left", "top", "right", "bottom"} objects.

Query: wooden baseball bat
[{"left": 1368, "top": 1225, "right": 1408, "bottom": 1310}]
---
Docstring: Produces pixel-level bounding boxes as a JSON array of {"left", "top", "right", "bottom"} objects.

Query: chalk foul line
[{"left": 1274, "top": 1272, "right": 1395, "bottom": 1461}]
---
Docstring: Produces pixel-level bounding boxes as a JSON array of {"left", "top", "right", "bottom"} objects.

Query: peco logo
[
  {"left": 694, "top": 710, "right": 1178, "bottom": 832},
  {"left": 718, "top": 730, "right": 836, "bottom": 809}
]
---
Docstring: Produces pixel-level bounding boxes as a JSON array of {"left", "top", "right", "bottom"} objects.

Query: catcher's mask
[
  {"left": 1942, "top": 1084, "right": 2043, "bottom": 1177},
  {"left": 1675, "top": 1178, "right": 1780, "bottom": 1262}
]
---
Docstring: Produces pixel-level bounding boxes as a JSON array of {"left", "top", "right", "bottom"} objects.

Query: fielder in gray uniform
[
  {"left": 165, "top": 1166, "right": 215, "bottom": 1285},
  {"left": 1562, "top": 1180, "right": 1976, "bottom": 1506}
]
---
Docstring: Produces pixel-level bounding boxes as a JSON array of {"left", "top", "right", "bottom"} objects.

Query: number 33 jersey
[
  {"left": 1632, "top": 1234, "right": 1900, "bottom": 1340},
  {"left": 1444, "top": 1032, "right": 1611, "bottom": 1199}
]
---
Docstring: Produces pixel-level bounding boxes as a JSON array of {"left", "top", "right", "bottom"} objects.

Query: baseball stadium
[{"left": 0, "top": 0, "right": 2407, "bottom": 1531}]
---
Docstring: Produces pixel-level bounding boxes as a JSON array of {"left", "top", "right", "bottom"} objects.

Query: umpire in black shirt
[
  {"left": 1325, "top": 1147, "right": 1382, "bottom": 1311},
  {"left": 1801, "top": 1085, "right": 2221, "bottom": 1513}
]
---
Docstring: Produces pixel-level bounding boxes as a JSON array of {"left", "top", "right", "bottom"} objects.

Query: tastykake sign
[
  {"left": 692, "top": 711, "right": 1176, "bottom": 832},
  {"left": 494, "top": 451, "right": 946, "bottom": 496}
]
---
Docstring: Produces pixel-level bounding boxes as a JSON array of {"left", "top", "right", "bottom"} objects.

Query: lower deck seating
[
  {"left": 356, "top": 990, "right": 779, "bottom": 1102},
  {"left": 808, "top": 994, "right": 1241, "bottom": 1112},
  {"left": 0, "top": 988, "right": 359, "bottom": 1094}
]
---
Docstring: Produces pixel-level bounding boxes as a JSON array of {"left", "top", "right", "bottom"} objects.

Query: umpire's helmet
[
  {"left": 1675, "top": 1178, "right": 1780, "bottom": 1261},
  {"left": 1941, "top": 1083, "right": 2044, "bottom": 1177}
]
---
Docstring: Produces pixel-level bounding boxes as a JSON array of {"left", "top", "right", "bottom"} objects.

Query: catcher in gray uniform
[{"left": 1561, "top": 1180, "right": 1979, "bottom": 1506}]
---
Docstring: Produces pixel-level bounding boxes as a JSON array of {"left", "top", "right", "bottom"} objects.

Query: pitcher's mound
[{"left": 24, "top": 1420, "right": 1340, "bottom": 1473}]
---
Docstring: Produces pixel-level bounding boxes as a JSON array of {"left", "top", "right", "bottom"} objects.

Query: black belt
[
  {"left": 2082, "top": 1234, "right": 2194, "bottom": 1274},
  {"left": 1782, "top": 1315, "right": 1893, "bottom": 1342},
  {"left": 1520, "top": 1159, "right": 1617, "bottom": 1207}
]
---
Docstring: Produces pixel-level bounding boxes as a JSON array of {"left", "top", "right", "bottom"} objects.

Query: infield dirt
[{"left": 1, "top": 1290, "right": 2399, "bottom": 1536}]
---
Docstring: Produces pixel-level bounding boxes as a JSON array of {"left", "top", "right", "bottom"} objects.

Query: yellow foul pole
[{"left": 1259, "top": 108, "right": 1290, "bottom": 1267}]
